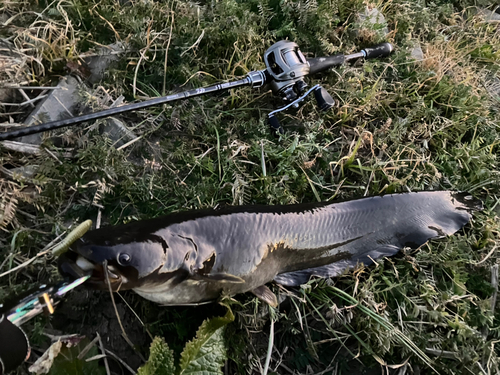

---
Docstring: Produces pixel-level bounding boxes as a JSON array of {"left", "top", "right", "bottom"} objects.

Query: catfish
[{"left": 59, "top": 191, "right": 481, "bottom": 307}]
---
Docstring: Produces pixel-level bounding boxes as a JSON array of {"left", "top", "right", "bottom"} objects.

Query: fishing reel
[{"left": 263, "top": 41, "right": 335, "bottom": 134}]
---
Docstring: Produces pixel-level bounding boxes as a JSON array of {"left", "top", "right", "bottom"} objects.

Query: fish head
[{"left": 58, "top": 226, "right": 191, "bottom": 291}]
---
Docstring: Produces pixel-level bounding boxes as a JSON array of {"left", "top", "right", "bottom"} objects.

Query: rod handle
[
  {"left": 362, "top": 42, "right": 394, "bottom": 59},
  {"left": 307, "top": 54, "right": 345, "bottom": 75}
]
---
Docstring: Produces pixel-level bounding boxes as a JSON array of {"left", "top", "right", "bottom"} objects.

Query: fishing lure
[{"left": 51, "top": 220, "right": 93, "bottom": 257}]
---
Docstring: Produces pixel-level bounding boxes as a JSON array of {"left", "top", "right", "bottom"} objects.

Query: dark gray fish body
[{"left": 59, "top": 191, "right": 481, "bottom": 305}]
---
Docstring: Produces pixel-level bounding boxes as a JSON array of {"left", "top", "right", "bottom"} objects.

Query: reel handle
[
  {"left": 268, "top": 115, "right": 284, "bottom": 136},
  {"left": 314, "top": 87, "right": 335, "bottom": 111}
]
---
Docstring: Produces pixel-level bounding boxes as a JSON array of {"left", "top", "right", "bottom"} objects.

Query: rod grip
[
  {"left": 307, "top": 54, "right": 345, "bottom": 75},
  {"left": 362, "top": 42, "right": 394, "bottom": 59}
]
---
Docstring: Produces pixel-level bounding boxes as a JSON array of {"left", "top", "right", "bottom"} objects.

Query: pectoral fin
[
  {"left": 195, "top": 273, "right": 245, "bottom": 283},
  {"left": 251, "top": 285, "right": 278, "bottom": 307}
]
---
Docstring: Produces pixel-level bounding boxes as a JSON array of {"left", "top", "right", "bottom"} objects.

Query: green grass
[{"left": 1, "top": 0, "right": 500, "bottom": 373}]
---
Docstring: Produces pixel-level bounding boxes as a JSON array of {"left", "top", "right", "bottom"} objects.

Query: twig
[
  {"left": 0, "top": 141, "right": 73, "bottom": 158},
  {"left": 162, "top": 12, "right": 174, "bottom": 96},
  {"left": 44, "top": 147, "right": 62, "bottom": 165},
  {"left": 260, "top": 140, "right": 267, "bottom": 177},
  {"left": 0, "top": 249, "right": 50, "bottom": 278},
  {"left": 77, "top": 335, "right": 100, "bottom": 360},
  {"left": 18, "top": 88, "right": 35, "bottom": 108},
  {"left": 180, "top": 30, "right": 205, "bottom": 57},
  {"left": 364, "top": 170, "right": 374, "bottom": 196},
  {"left": 2, "top": 86, "right": 62, "bottom": 90},
  {"left": 85, "top": 354, "right": 107, "bottom": 362},
  {"left": 277, "top": 361, "right": 296, "bottom": 374},
  {"left": 476, "top": 361, "right": 488, "bottom": 375},
  {"left": 116, "top": 292, "right": 154, "bottom": 340},
  {"left": 96, "top": 332, "right": 111, "bottom": 375},
  {"left": 96, "top": 209, "right": 102, "bottom": 230},
  {"left": 262, "top": 315, "right": 274, "bottom": 375},
  {"left": 0, "top": 230, "right": 67, "bottom": 278},
  {"left": 491, "top": 264, "right": 498, "bottom": 312},
  {"left": 104, "top": 349, "right": 136, "bottom": 374},
  {"left": 132, "top": 21, "right": 159, "bottom": 98},
  {"left": 116, "top": 135, "right": 142, "bottom": 151},
  {"left": 424, "top": 348, "right": 458, "bottom": 359},
  {"left": 93, "top": 10, "right": 121, "bottom": 41},
  {"left": 0, "top": 140, "right": 41, "bottom": 155},
  {"left": 475, "top": 245, "right": 498, "bottom": 265},
  {"left": 53, "top": 95, "right": 75, "bottom": 117},
  {"left": 0, "top": 95, "right": 47, "bottom": 106}
]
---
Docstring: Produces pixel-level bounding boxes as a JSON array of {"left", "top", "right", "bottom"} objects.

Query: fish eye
[{"left": 117, "top": 253, "right": 131, "bottom": 265}]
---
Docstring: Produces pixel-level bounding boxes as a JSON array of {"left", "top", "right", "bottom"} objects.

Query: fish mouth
[{"left": 58, "top": 251, "right": 124, "bottom": 291}]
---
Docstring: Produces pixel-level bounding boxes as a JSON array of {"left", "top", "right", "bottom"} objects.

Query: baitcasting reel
[
  {"left": 264, "top": 40, "right": 311, "bottom": 101},
  {"left": 263, "top": 40, "right": 335, "bottom": 134},
  {"left": 0, "top": 41, "right": 394, "bottom": 141}
]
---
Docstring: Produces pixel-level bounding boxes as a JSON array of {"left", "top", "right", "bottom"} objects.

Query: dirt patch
[{"left": 51, "top": 289, "right": 149, "bottom": 372}]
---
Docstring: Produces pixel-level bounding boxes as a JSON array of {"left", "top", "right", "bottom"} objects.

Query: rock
[
  {"left": 0, "top": 38, "right": 28, "bottom": 85},
  {"left": 101, "top": 117, "right": 137, "bottom": 148},
  {"left": 84, "top": 42, "right": 126, "bottom": 84},
  {"left": 410, "top": 44, "right": 424, "bottom": 61},
  {"left": 478, "top": 8, "right": 500, "bottom": 22},
  {"left": 0, "top": 88, "right": 14, "bottom": 104},
  {"left": 0, "top": 140, "right": 73, "bottom": 157},
  {"left": 0, "top": 39, "right": 25, "bottom": 113},
  {"left": 486, "top": 76, "right": 500, "bottom": 100},
  {"left": 358, "top": 6, "right": 389, "bottom": 37},
  {"left": 1, "top": 164, "right": 39, "bottom": 183},
  {"left": 20, "top": 75, "right": 81, "bottom": 144}
]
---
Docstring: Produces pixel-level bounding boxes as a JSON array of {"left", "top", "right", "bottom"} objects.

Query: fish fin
[
  {"left": 195, "top": 273, "right": 245, "bottom": 283},
  {"left": 251, "top": 285, "right": 278, "bottom": 307},
  {"left": 274, "top": 245, "right": 401, "bottom": 287}
]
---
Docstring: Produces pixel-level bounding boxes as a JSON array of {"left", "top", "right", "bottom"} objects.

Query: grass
[{"left": 1, "top": 0, "right": 500, "bottom": 373}]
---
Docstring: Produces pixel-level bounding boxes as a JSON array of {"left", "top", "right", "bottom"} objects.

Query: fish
[{"left": 58, "top": 191, "right": 482, "bottom": 307}]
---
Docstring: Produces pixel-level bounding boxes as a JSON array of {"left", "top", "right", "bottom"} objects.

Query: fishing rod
[{"left": 0, "top": 41, "right": 394, "bottom": 141}]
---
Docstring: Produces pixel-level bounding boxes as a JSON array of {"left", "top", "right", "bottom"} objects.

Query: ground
[{"left": 1, "top": 0, "right": 500, "bottom": 374}]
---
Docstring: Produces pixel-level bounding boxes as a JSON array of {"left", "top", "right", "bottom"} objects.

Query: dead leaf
[{"left": 28, "top": 340, "right": 62, "bottom": 374}]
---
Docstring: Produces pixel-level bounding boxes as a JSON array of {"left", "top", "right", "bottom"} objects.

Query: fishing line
[{"left": 103, "top": 260, "right": 146, "bottom": 363}]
